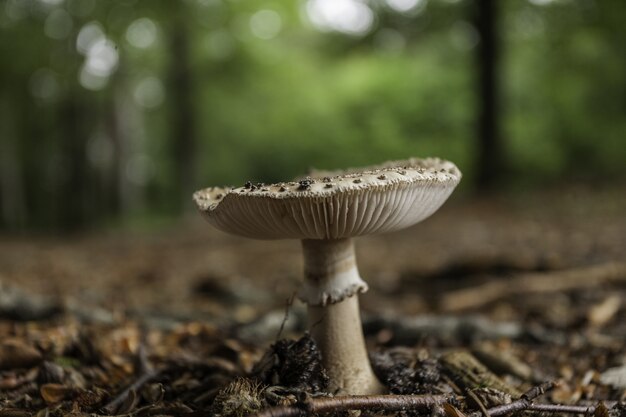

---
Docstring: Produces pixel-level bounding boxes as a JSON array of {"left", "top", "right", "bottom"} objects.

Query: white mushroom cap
[{"left": 193, "top": 157, "right": 461, "bottom": 240}]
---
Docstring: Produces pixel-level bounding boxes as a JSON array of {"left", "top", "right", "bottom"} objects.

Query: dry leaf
[
  {"left": 600, "top": 365, "right": 626, "bottom": 389},
  {"left": 0, "top": 339, "right": 42, "bottom": 370},
  {"left": 40, "top": 383, "right": 71, "bottom": 404},
  {"left": 594, "top": 402, "right": 609, "bottom": 417},
  {"left": 142, "top": 383, "right": 165, "bottom": 404},
  {"left": 115, "top": 389, "right": 139, "bottom": 414},
  {"left": 443, "top": 403, "right": 468, "bottom": 417},
  {"left": 0, "top": 409, "right": 31, "bottom": 417},
  {"left": 0, "top": 368, "right": 38, "bottom": 390},
  {"left": 588, "top": 296, "right": 621, "bottom": 327},
  {"left": 75, "top": 388, "right": 108, "bottom": 408}
]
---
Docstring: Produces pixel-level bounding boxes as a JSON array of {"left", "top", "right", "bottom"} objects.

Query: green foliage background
[{"left": 0, "top": 0, "right": 624, "bottom": 231}]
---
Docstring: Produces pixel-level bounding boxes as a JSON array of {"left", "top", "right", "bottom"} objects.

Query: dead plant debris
[{"left": 1, "top": 191, "right": 625, "bottom": 416}]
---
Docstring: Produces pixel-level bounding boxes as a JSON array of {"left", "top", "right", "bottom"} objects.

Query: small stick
[
  {"left": 252, "top": 394, "right": 452, "bottom": 417},
  {"left": 102, "top": 345, "right": 158, "bottom": 414},
  {"left": 252, "top": 391, "right": 621, "bottom": 417},
  {"left": 521, "top": 381, "right": 556, "bottom": 400},
  {"left": 527, "top": 403, "right": 597, "bottom": 414},
  {"left": 465, "top": 389, "right": 490, "bottom": 417},
  {"left": 440, "top": 350, "right": 521, "bottom": 397},
  {"left": 485, "top": 381, "right": 555, "bottom": 416},
  {"left": 275, "top": 292, "right": 296, "bottom": 341}
]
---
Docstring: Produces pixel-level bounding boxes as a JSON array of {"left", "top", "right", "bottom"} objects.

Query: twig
[
  {"left": 440, "top": 350, "right": 521, "bottom": 397},
  {"left": 251, "top": 394, "right": 452, "bottom": 417},
  {"left": 251, "top": 390, "right": 622, "bottom": 417},
  {"left": 102, "top": 345, "right": 159, "bottom": 414},
  {"left": 485, "top": 381, "right": 555, "bottom": 416},
  {"left": 526, "top": 403, "right": 596, "bottom": 414},
  {"left": 486, "top": 402, "right": 600, "bottom": 416},
  {"left": 102, "top": 370, "right": 158, "bottom": 414},
  {"left": 521, "top": 381, "right": 556, "bottom": 400},
  {"left": 465, "top": 389, "right": 490, "bottom": 417},
  {"left": 275, "top": 292, "right": 296, "bottom": 341},
  {"left": 484, "top": 383, "right": 620, "bottom": 416}
]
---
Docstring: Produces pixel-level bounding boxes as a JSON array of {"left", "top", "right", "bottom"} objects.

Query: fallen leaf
[
  {"left": 0, "top": 339, "right": 42, "bottom": 370},
  {"left": 588, "top": 296, "right": 621, "bottom": 327},
  {"left": 34, "top": 409, "right": 49, "bottom": 417},
  {"left": 141, "top": 383, "right": 165, "bottom": 404},
  {"left": 114, "top": 389, "right": 139, "bottom": 414},
  {"left": 75, "top": 387, "right": 108, "bottom": 408},
  {"left": 594, "top": 402, "right": 609, "bottom": 417},
  {"left": 443, "top": 403, "right": 468, "bottom": 417},
  {"left": 0, "top": 409, "right": 31, "bottom": 417},
  {"left": 40, "top": 383, "right": 72, "bottom": 404},
  {"left": 599, "top": 365, "right": 626, "bottom": 389}
]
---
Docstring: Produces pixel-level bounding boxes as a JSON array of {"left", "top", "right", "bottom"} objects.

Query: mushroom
[{"left": 193, "top": 157, "right": 461, "bottom": 395}]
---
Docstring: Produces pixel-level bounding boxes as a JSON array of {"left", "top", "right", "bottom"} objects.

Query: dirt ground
[{"left": 1, "top": 184, "right": 625, "bottom": 416}]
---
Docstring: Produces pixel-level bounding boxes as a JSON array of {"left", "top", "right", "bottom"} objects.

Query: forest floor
[{"left": 1, "top": 184, "right": 625, "bottom": 416}]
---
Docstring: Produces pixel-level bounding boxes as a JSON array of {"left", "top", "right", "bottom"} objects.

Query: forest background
[{"left": 1, "top": 0, "right": 624, "bottom": 232}]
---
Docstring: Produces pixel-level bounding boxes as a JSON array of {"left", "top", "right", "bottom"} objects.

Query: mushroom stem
[
  {"left": 301, "top": 238, "right": 385, "bottom": 395},
  {"left": 299, "top": 238, "right": 368, "bottom": 306},
  {"left": 308, "top": 296, "right": 385, "bottom": 395}
]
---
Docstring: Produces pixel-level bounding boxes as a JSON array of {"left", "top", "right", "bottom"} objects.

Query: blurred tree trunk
[
  {"left": 104, "top": 93, "right": 123, "bottom": 219},
  {"left": 0, "top": 94, "right": 26, "bottom": 230},
  {"left": 59, "top": 93, "right": 88, "bottom": 231},
  {"left": 474, "top": 0, "right": 503, "bottom": 189},
  {"left": 108, "top": 77, "right": 146, "bottom": 216},
  {"left": 167, "top": 17, "right": 196, "bottom": 211}
]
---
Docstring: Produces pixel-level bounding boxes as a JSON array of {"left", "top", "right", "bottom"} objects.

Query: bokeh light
[
  {"left": 126, "top": 18, "right": 158, "bottom": 49},
  {"left": 84, "top": 39, "right": 119, "bottom": 77},
  {"left": 306, "top": 0, "right": 374, "bottom": 35},
  {"left": 203, "top": 30, "right": 236, "bottom": 60},
  {"left": 77, "top": 22, "right": 105, "bottom": 54},
  {"left": 249, "top": 9, "right": 282, "bottom": 40},
  {"left": 44, "top": 9, "right": 73, "bottom": 40},
  {"left": 385, "top": 0, "right": 427, "bottom": 14},
  {"left": 133, "top": 77, "right": 165, "bottom": 109}
]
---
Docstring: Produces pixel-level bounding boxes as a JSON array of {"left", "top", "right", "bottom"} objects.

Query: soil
[{"left": 1, "top": 185, "right": 625, "bottom": 416}]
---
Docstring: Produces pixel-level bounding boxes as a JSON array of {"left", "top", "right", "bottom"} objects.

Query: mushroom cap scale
[{"left": 193, "top": 158, "right": 461, "bottom": 240}]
